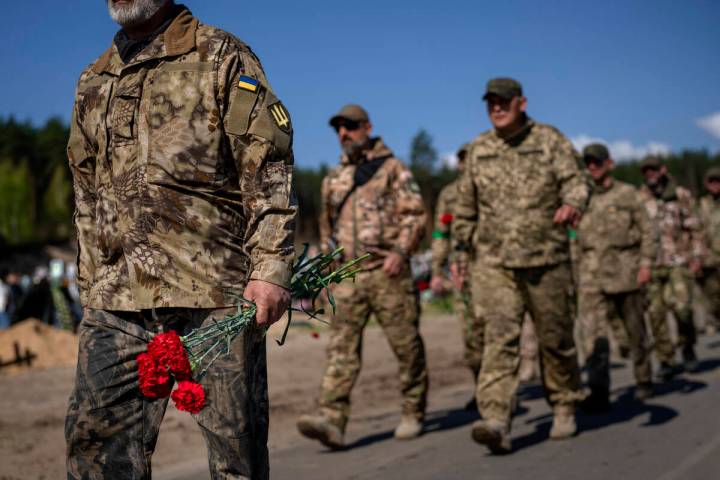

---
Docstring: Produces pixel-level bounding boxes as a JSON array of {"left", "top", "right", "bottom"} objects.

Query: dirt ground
[{"left": 0, "top": 311, "right": 471, "bottom": 479}]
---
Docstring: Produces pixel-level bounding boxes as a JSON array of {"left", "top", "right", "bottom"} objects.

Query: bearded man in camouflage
[
  {"left": 639, "top": 156, "right": 704, "bottom": 378},
  {"left": 576, "top": 144, "right": 655, "bottom": 413},
  {"left": 453, "top": 78, "right": 588, "bottom": 453},
  {"left": 297, "top": 104, "right": 428, "bottom": 448},
  {"left": 65, "top": 1, "right": 296, "bottom": 478},
  {"left": 698, "top": 167, "right": 720, "bottom": 334}
]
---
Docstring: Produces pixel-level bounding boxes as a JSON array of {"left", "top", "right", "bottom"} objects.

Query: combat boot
[
  {"left": 580, "top": 388, "right": 611, "bottom": 414},
  {"left": 297, "top": 414, "right": 344, "bottom": 449},
  {"left": 549, "top": 404, "right": 577, "bottom": 440},
  {"left": 471, "top": 419, "right": 511, "bottom": 454},
  {"left": 394, "top": 415, "right": 423, "bottom": 440},
  {"left": 682, "top": 347, "right": 700, "bottom": 373},
  {"left": 657, "top": 361, "right": 680, "bottom": 381},
  {"left": 634, "top": 382, "right": 654, "bottom": 401}
]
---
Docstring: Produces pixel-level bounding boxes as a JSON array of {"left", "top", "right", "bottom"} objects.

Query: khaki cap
[
  {"left": 640, "top": 155, "right": 663, "bottom": 170},
  {"left": 329, "top": 104, "right": 369, "bottom": 128},
  {"left": 483, "top": 77, "right": 523, "bottom": 100},
  {"left": 582, "top": 143, "right": 610, "bottom": 162},
  {"left": 705, "top": 166, "right": 720, "bottom": 181}
]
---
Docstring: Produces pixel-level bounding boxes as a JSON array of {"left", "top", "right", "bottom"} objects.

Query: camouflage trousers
[
  {"left": 318, "top": 267, "right": 428, "bottom": 430},
  {"left": 65, "top": 308, "right": 269, "bottom": 480},
  {"left": 578, "top": 289, "right": 652, "bottom": 391},
  {"left": 648, "top": 267, "right": 696, "bottom": 364},
  {"left": 699, "top": 268, "right": 720, "bottom": 328},
  {"left": 452, "top": 285, "right": 484, "bottom": 377},
  {"left": 470, "top": 261, "right": 582, "bottom": 426}
]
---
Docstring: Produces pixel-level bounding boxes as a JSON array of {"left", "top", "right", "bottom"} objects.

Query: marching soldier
[
  {"left": 639, "top": 156, "right": 704, "bottom": 377},
  {"left": 576, "top": 144, "right": 655, "bottom": 412},
  {"left": 453, "top": 78, "right": 588, "bottom": 453},
  {"left": 297, "top": 104, "right": 429, "bottom": 448},
  {"left": 698, "top": 167, "right": 720, "bottom": 334}
]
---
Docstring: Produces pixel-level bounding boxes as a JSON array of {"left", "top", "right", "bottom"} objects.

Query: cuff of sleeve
[{"left": 249, "top": 258, "right": 292, "bottom": 289}]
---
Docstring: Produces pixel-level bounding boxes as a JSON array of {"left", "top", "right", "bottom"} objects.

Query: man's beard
[
  {"left": 342, "top": 138, "right": 370, "bottom": 163},
  {"left": 646, "top": 175, "right": 668, "bottom": 197},
  {"left": 107, "top": 0, "right": 168, "bottom": 27}
]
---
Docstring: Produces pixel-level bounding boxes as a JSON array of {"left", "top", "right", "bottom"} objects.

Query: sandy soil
[{"left": 0, "top": 311, "right": 470, "bottom": 479}]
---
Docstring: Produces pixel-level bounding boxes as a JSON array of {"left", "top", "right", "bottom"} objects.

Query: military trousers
[
  {"left": 453, "top": 284, "right": 484, "bottom": 377},
  {"left": 647, "top": 267, "right": 696, "bottom": 364},
  {"left": 318, "top": 267, "right": 428, "bottom": 430},
  {"left": 699, "top": 268, "right": 720, "bottom": 328},
  {"left": 578, "top": 288, "right": 652, "bottom": 391},
  {"left": 470, "top": 261, "right": 581, "bottom": 426},
  {"left": 65, "top": 307, "right": 269, "bottom": 480}
]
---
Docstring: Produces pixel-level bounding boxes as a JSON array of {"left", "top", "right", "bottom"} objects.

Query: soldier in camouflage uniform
[
  {"left": 430, "top": 144, "right": 484, "bottom": 407},
  {"left": 65, "top": 2, "right": 296, "bottom": 478},
  {"left": 297, "top": 105, "right": 428, "bottom": 448},
  {"left": 576, "top": 144, "right": 655, "bottom": 412},
  {"left": 698, "top": 167, "right": 720, "bottom": 334},
  {"left": 453, "top": 78, "right": 588, "bottom": 453},
  {"left": 639, "top": 156, "right": 704, "bottom": 377}
]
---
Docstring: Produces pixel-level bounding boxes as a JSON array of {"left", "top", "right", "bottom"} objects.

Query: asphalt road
[{"left": 158, "top": 335, "right": 720, "bottom": 480}]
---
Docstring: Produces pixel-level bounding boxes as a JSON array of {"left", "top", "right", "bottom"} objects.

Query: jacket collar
[
  {"left": 341, "top": 137, "right": 394, "bottom": 166},
  {"left": 91, "top": 5, "right": 198, "bottom": 75}
]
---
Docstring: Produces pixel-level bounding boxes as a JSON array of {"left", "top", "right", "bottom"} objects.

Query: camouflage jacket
[
  {"left": 431, "top": 179, "right": 459, "bottom": 277},
  {"left": 452, "top": 119, "right": 589, "bottom": 268},
  {"left": 577, "top": 179, "right": 656, "bottom": 293},
  {"left": 639, "top": 179, "right": 703, "bottom": 268},
  {"left": 68, "top": 7, "right": 297, "bottom": 310},
  {"left": 699, "top": 195, "right": 720, "bottom": 267},
  {"left": 318, "top": 137, "right": 427, "bottom": 271}
]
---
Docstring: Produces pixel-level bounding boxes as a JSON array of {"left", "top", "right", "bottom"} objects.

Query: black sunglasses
[
  {"left": 333, "top": 120, "right": 361, "bottom": 133},
  {"left": 583, "top": 156, "right": 604, "bottom": 167}
]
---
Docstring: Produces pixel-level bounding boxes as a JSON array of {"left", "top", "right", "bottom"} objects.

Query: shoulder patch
[
  {"left": 268, "top": 101, "right": 292, "bottom": 134},
  {"left": 238, "top": 75, "right": 259, "bottom": 92}
]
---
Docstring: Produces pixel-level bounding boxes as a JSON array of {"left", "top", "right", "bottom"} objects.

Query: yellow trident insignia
[{"left": 269, "top": 103, "right": 291, "bottom": 132}]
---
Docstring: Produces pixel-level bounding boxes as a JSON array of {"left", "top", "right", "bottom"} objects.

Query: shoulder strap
[{"left": 330, "top": 155, "right": 391, "bottom": 230}]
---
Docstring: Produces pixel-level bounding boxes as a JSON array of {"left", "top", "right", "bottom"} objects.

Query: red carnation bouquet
[{"left": 136, "top": 246, "right": 367, "bottom": 413}]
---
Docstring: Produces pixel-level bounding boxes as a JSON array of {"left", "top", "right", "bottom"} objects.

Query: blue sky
[{"left": 2, "top": 0, "right": 719, "bottom": 167}]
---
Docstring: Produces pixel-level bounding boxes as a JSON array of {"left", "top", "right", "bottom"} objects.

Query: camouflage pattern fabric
[
  {"left": 317, "top": 268, "right": 428, "bottom": 431},
  {"left": 647, "top": 267, "right": 696, "bottom": 362},
  {"left": 432, "top": 179, "right": 483, "bottom": 375},
  {"left": 318, "top": 137, "right": 427, "bottom": 270},
  {"left": 576, "top": 179, "right": 654, "bottom": 388},
  {"left": 452, "top": 118, "right": 589, "bottom": 269},
  {"left": 65, "top": 307, "right": 269, "bottom": 480},
  {"left": 699, "top": 195, "right": 720, "bottom": 326},
  {"left": 471, "top": 261, "right": 582, "bottom": 426},
  {"left": 640, "top": 180, "right": 704, "bottom": 268},
  {"left": 67, "top": 6, "right": 297, "bottom": 310}
]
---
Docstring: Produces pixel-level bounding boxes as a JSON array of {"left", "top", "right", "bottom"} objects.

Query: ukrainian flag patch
[{"left": 238, "top": 75, "right": 259, "bottom": 92}]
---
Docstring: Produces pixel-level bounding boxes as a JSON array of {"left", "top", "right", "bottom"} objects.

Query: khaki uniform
[
  {"left": 65, "top": 8, "right": 296, "bottom": 479},
  {"left": 640, "top": 181, "right": 703, "bottom": 363},
  {"left": 316, "top": 138, "right": 428, "bottom": 430},
  {"left": 699, "top": 195, "right": 720, "bottom": 327},
  {"left": 453, "top": 118, "right": 588, "bottom": 426},
  {"left": 431, "top": 180, "right": 483, "bottom": 375},
  {"left": 576, "top": 179, "right": 655, "bottom": 391}
]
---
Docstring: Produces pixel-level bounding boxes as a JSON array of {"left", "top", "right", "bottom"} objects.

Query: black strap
[{"left": 330, "top": 155, "right": 390, "bottom": 231}]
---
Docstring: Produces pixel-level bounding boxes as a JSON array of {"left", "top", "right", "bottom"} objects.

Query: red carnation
[
  {"left": 137, "top": 352, "right": 172, "bottom": 398},
  {"left": 148, "top": 331, "right": 193, "bottom": 380},
  {"left": 171, "top": 381, "right": 206, "bottom": 414},
  {"left": 440, "top": 213, "right": 454, "bottom": 225}
]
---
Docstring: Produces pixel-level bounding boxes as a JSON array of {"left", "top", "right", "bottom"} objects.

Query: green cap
[
  {"left": 705, "top": 166, "right": 720, "bottom": 182},
  {"left": 582, "top": 143, "right": 610, "bottom": 162},
  {"left": 483, "top": 77, "right": 523, "bottom": 100},
  {"left": 640, "top": 155, "right": 663, "bottom": 170},
  {"left": 329, "top": 104, "right": 369, "bottom": 128}
]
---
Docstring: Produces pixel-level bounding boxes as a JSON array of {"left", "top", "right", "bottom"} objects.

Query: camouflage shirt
[
  {"left": 318, "top": 137, "right": 427, "bottom": 271},
  {"left": 431, "top": 179, "right": 460, "bottom": 277},
  {"left": 640, "top": 179, "right": 703, "bottom": 268},
  {"left": 699, "top": 195, "right": 720, "bottom": 267},
  {"left": 452, "top": 118, "right": 589, "bottom": 268},
  {"left": 577, "top": 179, "right": 656, "bottom": 293},
  {"left": 68, "top": 7, "right": 297, "bottom": 310}
]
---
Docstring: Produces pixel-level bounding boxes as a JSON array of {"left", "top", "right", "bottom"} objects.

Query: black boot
[
  {"left": 682, "top": 347, "right": 700, "bottom": 373},
  {"left": 657, "top": 361, "right": 680, "bottom": 381},
  {"left": 580, "top": 388, "right": 611, "bottom": 414},
  {"left": 634, "top": 382, "right": 654, "bottom": 401}
]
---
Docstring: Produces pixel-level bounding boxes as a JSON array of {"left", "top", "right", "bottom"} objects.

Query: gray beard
[{"left": 108, "top": 0, "right": 168, "bottom": 27}]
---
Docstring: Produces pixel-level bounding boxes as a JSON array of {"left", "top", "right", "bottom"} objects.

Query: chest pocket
[
  {"left": 109, "top": 77, "right": 143, "bottom": 147},
  {"left": 605, "top": 206, "right": 637, "bottom": 247}
]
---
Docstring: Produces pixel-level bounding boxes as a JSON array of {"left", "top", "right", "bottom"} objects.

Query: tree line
[{"left": 1, "top": 117, "right": 719, "bottom": 247}]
